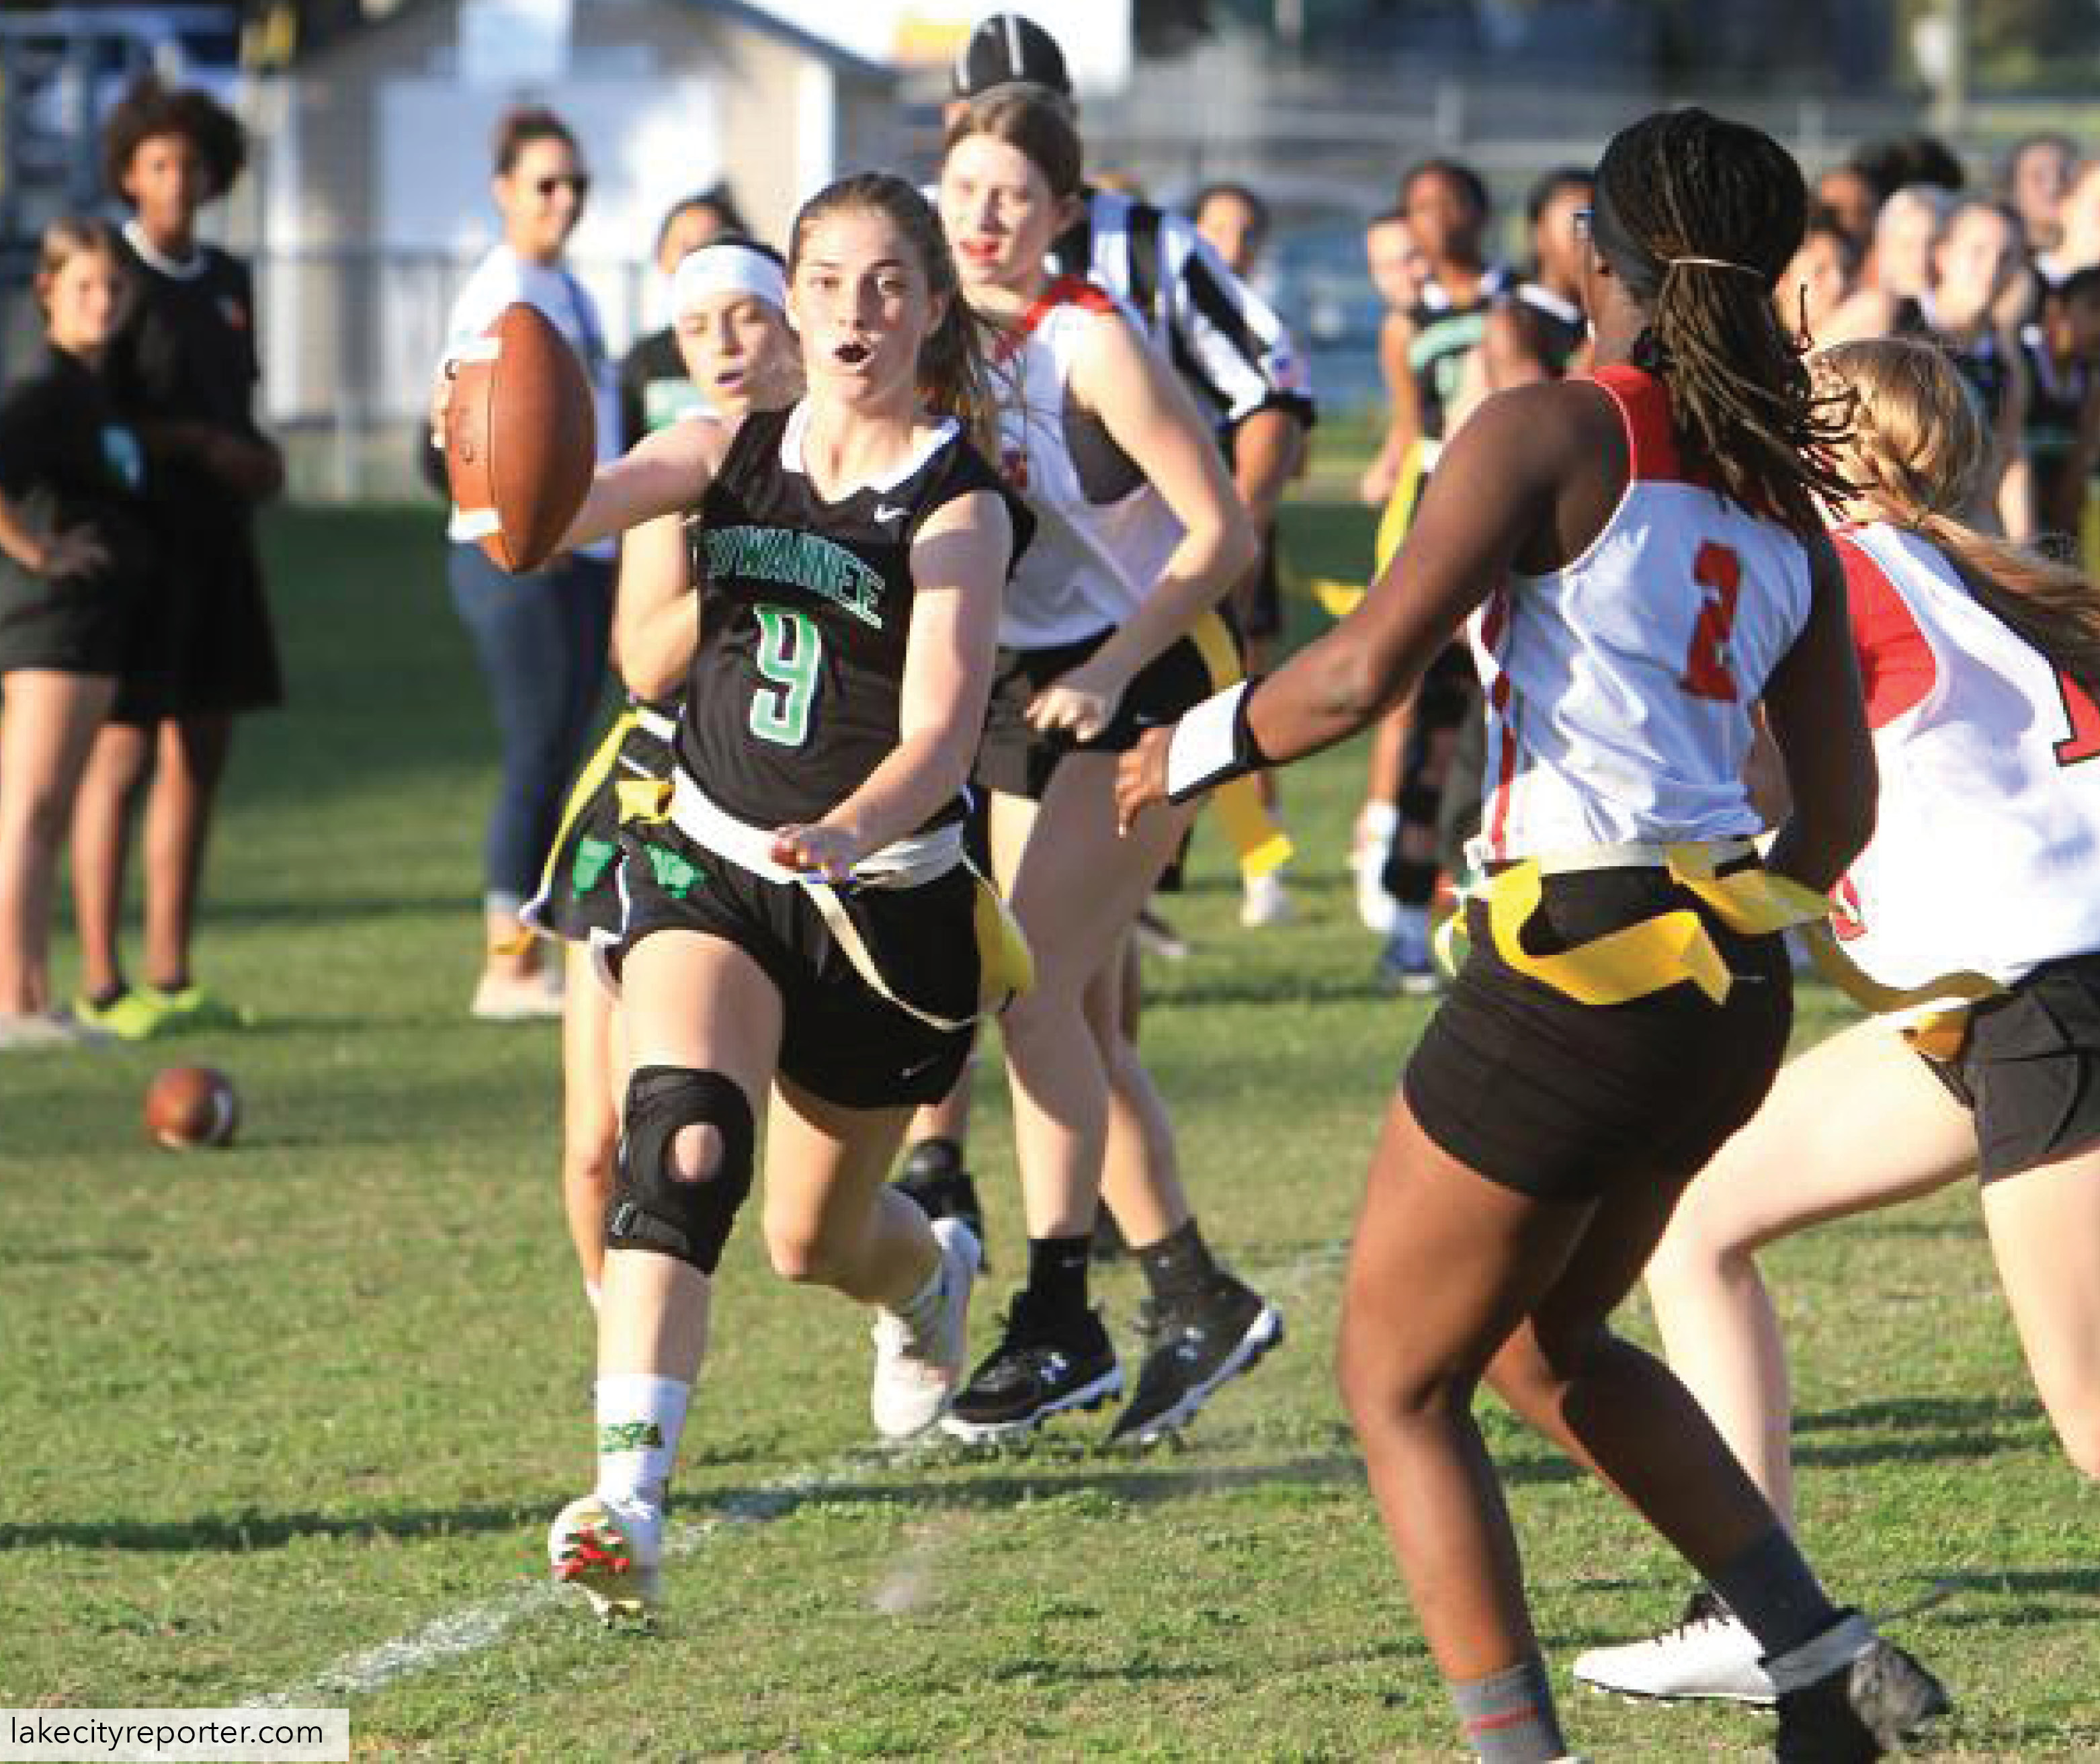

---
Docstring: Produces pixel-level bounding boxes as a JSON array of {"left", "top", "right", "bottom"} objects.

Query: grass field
[{"left": 1, "top": 497, "right": 2095, "bottom": 1761}]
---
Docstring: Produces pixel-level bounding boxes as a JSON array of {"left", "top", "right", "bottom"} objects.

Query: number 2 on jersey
[
  {"left": 749, "top": 605, "right": 822, "bottom": 747},
  {"left": 1679, "top": 541, "right": 1742, "bottom": 702}
]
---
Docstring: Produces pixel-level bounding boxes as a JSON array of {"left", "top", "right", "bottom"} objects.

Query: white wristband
[{"left": 1165, "top": 680, "right": 1257, "bottom": 804}]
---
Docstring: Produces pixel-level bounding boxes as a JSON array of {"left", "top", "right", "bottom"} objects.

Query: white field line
[
  {"left": 246, "top": 1460, "right": 876, "bottom": 1707},
  {"left": 248, "top": 1236, "right": 1345, "bottom": 1708}
]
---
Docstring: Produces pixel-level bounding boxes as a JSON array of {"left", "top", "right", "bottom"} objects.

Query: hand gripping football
[{"left": 444, "top": 302, "right": 597, "bottom": 573}]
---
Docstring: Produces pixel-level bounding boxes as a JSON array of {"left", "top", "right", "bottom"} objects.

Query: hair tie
[{"left": 1667, "top": 255, "right": 1764, "bottom": 277}]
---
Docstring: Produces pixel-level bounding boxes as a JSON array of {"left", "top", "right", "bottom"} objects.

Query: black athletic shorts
[
  {"left": 1404, "top": 866, "right": 1794, "bottom": 1202},
  {"left": 110, "top": 516, "right": 281, "bottom": 724},
  {"left": 0, "top": 571, "right": 134, "bottom": 676},
  {"left": 976, "top": 620, "right": 1236, "bottom": 802},
  {"left": 612, "top": 816, "right": 978, "bottom": 1111},
  {"left": 524, "top": 711, "right": 676, "bottom": 943},
  {"left": 1921, "top": 951, "right": 2100, "bottom": 1183}
]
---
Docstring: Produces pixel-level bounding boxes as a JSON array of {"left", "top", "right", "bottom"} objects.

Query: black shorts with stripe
[
  {"left": 976, "top": 612, "right": 1241, "bottom": 802},
  {"left": 524, "top": 710, "right": 677, "bottom": 943},
  {"left": 1923, "top": 951, "right": 2100, "bottom": 1183},
  {"left": 612, "top": 817, "right": 978, "bottom": 1111},
  {"left": 1404, "top": 867, "right": 1794, "bottom": 1202}
]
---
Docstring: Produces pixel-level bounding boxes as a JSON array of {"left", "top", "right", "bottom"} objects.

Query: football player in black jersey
[
  {"left": 523, "top": 240, "right": 801, "bottom": 1314},
  {"left": 523, "top": 174, "right": 1030, "bottom": 1625},
  {"left": 71, "top": 78, "right": 282, "bottom": 1042}
]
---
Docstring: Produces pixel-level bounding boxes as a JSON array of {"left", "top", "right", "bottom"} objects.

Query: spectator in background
[
  {"left": 439, "top": 104, "right": 621, "bottom": 1020},
  {"left": 0, "top": 221, "right": 149, "bottom": 1048},
  {"left": 1851, "top": 130, "right": 1966, "bottom": 204},
  {"left": 1814, "top": 163, "right": 1880, "bottom": 256},
  {"left": 616, "top": 183, "right": 750, "bottom": 439},
  {"left": 1922, "top": 199, "right": 2036, "bottom": 538},
  {"left": 2019, "top": 265, "right": 2100, "bottom": 542},
  {"left": 2038, "top": 157, "right": 2100, "bottom": 289},
  {"left": 1775, "top": 211, "right": 1861, "bottom": 341},
  {"left": 1826, "top": 182, "right": 1952, "bottom": 341},
  {"left": 71, "top": 77, "right": 282, "bottom": 1042},
  {"left": 2005, "top": 131, "right": 2078, "bottom": 259}
]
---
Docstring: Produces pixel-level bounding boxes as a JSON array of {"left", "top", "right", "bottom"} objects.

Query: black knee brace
[{"left": 605, "top": 1064, "right": 757, "bottom": 1275}]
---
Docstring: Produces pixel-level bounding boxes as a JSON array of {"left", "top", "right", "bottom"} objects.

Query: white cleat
[
  {"left": 870, "top": 1218, "right": 980, "bottom": 1441},
  {"left": 1571, "top": 1589, "right": 1775, "bottom": 1706},
  {"left": 1238, "top": 870, "right": 1295, "bottom": 929},
  {"left": 548, "top": 1494, "right": 662, "bottom": 1626}
]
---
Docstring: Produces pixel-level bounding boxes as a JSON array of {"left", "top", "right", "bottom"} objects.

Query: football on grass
[
  {"left": 443, "top": 301, "right": 597, "bottom": 573},
  {"left": 144, "top": 1066, "right": 240, "bottom": 1150}
]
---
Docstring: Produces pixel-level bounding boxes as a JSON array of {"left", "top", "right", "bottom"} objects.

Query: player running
[
  {"left": 1120, "top": 109, "right": 1948, "bottom": 1763},
  {"left": 1575, "top": 337, "right": 2100, "bottom": 1710}
]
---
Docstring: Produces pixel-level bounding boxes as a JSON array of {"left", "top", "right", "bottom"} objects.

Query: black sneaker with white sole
[
  {"left": 1107, "top": 1275, "right": 1284, "bottom": 1445},
  {"left": 940, "top": 1292, "right": 1122, "bottom": 1441},
  {"left": 1770, "top": 1615, "right": 1949, "bottom": 1763}
]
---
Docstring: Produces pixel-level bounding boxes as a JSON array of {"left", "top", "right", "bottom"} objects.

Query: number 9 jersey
[
  {"left": 677, "top": 402, "right": 1032, "bottom": 829},
  {"left": 1468, "top": 364, "right": 1813, "bottom": 865}
]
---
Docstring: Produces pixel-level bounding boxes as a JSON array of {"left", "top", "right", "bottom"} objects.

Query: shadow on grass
[
  {"left": 1794, "top": 1394, "right": 2047, "bottom": 1472},
  {"left": 0, "top": 1501, "right": 544, "bottom": 1554}
]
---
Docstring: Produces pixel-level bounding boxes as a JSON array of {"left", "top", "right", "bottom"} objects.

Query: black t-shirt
[
  {"left": 677, "top": 403, "right": 1031, "bottom": 829},
  {"left": 104, "top": 232, "right": 263, "bottom": 519},
  {"left": 0, "top": 345, "right": 152, "bottom": 601},
  {"left": 619, "top": 326, "right": 705, "bottom": 441}
]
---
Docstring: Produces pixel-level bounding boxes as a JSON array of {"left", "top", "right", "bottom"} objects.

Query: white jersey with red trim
[
  {"left": 995, "top": 276, "right": 1185, "bottom": 650},
  {"left": 1468, "top": 365, "right": 1814, "bottom": 862},
  {"left": 1833, "top": 521, "right": 2100, "bottom": 988}
]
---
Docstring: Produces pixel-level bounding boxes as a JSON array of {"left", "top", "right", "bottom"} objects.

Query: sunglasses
[
  {"left": 534, "top": 173, "right": 591, "bottom": 200},
  {"left": 1572, "top": 207, "right": 1593, "bottom": 239}
]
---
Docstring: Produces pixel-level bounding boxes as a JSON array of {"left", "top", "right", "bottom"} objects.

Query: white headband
[{"left": 671, "top": 242, "right": 786, "bottom": 318}]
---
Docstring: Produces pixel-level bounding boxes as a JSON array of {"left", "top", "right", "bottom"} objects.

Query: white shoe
[
  {"left": 548, "top": 1494, "right": 662, "bottom": 1624},
  {"left": 470, "top": 965, "right": 564, "bottom": 1021},
  {"left": 0, "top": 1010, "right": 110, "bottom": 1050},
  {"left": 1238, "top": 870, "right": 1294, "bottom": 929},
  {"left": 1571, "top": 1589, "right": 1776, "bottom": 1706},
  {"left": 870, "top": 1218, "right": 979, "bottom": 1441}
]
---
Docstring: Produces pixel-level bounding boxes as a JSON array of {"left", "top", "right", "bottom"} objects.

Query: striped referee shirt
[{"left": 1052, "top": 185, "right": 1314, "bottom": 434}]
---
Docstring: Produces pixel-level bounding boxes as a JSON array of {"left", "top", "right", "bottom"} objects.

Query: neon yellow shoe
[
  {"left": 142, "top": 984, "right": 255, "bottom": 1032},
  {"left": 72, "top": 989, "right": 169, "bottom": 1042}
]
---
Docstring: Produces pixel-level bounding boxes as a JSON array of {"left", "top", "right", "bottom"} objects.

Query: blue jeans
[{"left": 446, "top": 543, "right": 615, "bottom": 910}]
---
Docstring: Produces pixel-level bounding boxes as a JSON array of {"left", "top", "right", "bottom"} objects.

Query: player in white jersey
[
  {"left": 934, "top": 92, "right": 1284, "bottom": 1448},
  {"left": 1577, "top": 337, "right": 2100, "bottom": 1709},
  {"left": 1122, "top": 110, "right": 1946, "bottom": 1763}
]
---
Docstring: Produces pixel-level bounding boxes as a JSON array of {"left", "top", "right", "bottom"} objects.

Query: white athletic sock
[
  {"left": 1357, "top": 801, "right": 1400, "bottom": 845},
  {"left": 889, "top": 1253, "right": 947, "bottom": 1335},
  {"left": 593, "top": 1373, "right": 689, "bottom": 1509}
]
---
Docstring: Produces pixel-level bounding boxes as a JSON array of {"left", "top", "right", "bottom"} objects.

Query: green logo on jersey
[
  {"left": 597, "top": 1421, "right": 665, "bottom": 1453},
  {"left": 571, "top": 833, "right": 618, "bottom": 894},
  {"left": 705, "top": 525, "right": 886, "bottom": 629},
  {"left": 642, "top": 842, "right": 704, "bottom": 899}
]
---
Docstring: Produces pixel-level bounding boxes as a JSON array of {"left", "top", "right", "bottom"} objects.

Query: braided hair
[{"left": 1594, "top": 109, "right": 1852, "bottom": 536}]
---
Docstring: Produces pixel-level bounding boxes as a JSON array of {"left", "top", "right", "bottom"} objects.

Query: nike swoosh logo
[{"left": 873, "top": 503, "right": 908, "bottom": 523}]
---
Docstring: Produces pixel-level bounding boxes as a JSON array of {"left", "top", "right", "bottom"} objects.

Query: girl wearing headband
[
  {"left": 1121, "top": 109, "right": 1946, "bottom": 1761},
  {"left": 521, "top": 237, "right": 800, "bottom": 1311}
]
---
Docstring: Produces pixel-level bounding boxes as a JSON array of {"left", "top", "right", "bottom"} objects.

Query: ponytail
[{"left": 1820, "top": 336, "right": 2100, "bottom": 698}]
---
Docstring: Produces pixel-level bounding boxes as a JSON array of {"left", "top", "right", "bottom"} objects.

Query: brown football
[
  {"left": 144, "top": 1065, "right": 241, "bottom": 1150},
  {"left": 443, "top": 301, "right": 597, "bottom": 573}
]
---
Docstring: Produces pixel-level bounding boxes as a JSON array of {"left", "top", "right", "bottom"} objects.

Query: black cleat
[
  {"left": 1771, "top": 1618, "right": 1949, "bottom": 1762},
  {"left": 893, "top": 1138, "right": 985, "bottom": 1253},
  {"left": 939, "top": 1291, "right": 1122, "bottom": 1442},
  {"left": 1107, "top": 1275, "right": 1283, "bottom": 1446}
]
